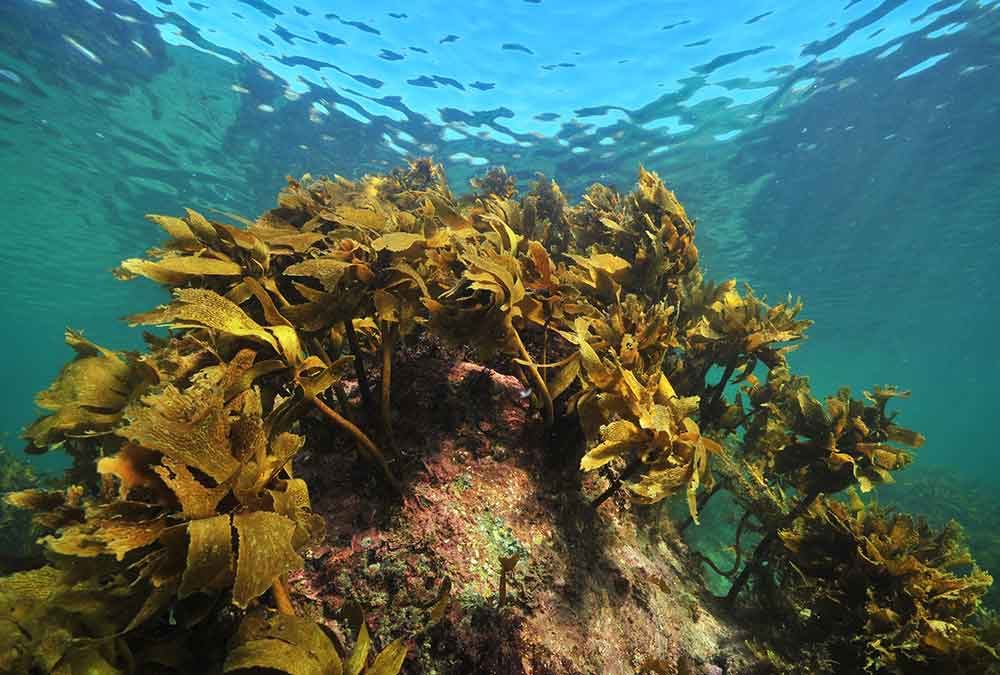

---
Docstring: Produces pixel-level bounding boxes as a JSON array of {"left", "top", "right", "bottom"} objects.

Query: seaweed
[
  {"left": 771, "top": 497, "right": 997, "bottom": 673},
  {"left": 2, "top": 157, "right": 995, "bottom": 673},
  {"left": 883, "top": 464, "right": 1000, "bottom": 611},
  {"left": 225, "top": 612, "right": 406, "bottom": 675},
  {"left": 0, "top": 444, "right": 40, "bottom": 571}
]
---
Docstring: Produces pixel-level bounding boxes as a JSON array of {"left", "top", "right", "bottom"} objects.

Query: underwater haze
[{"left": 2, "top": 0, "right": 1000, "bottom": 661}]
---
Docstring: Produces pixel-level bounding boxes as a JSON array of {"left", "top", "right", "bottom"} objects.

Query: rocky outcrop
[{"left": 292, "top": 340, "right": 753, "bottom": 674}]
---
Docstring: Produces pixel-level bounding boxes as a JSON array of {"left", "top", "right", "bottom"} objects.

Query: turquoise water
[
  {"left": 1, "top": 0, "right": 999, "bottom": 542},
  {"left": 4, "top": 0, "right": 999, "bottom": 478}
]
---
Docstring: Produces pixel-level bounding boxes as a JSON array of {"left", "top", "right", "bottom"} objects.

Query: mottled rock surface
[{"left": 291, "top": 339, "right": 753, "bottom": 674}]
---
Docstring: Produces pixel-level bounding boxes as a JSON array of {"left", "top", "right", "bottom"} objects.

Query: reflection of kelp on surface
[{"left": 1, "top": 159, "right": 996, "bottom": 673}]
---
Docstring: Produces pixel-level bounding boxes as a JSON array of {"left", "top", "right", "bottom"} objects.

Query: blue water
[{"left": 1, "top": 1, "right": 998, "bottom": 498}]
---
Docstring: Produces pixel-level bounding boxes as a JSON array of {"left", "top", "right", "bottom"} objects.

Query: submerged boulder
[{"left": 291, "top": 338, "right": 754, "bottom": 674}]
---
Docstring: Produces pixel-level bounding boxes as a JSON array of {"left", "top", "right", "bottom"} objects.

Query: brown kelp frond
[
  {"left": 0, "top": 444, "right": 41, "bottom": 569},
  {"left": 685, "top": 281, "right": 811, "bottom": 367},
  {"left": 568, "top": 166, "right": 699, "bottom": 301},
  {"left": 470, "top": 165, "right": 518, "bottom": 200},
  {"left": 742, "top": 367, "right": 919, "bottom": 496},
  {"left": 223, "top": 610, "right": 407, "bottom": 675},
  {"left": 4, "top": 378, "right": 329, "bottom": 669},
  {"left": 521, "top": 173, "right": 569, "bottom": 251},
  {"left": 572, "top": 325, "right": 718, "bottom": 521},
  {"left": 0, "top": 563, "right": 143, "bottom": 673},
  {"left": 774, "top": 497, "right": 997, "bottom": 673},
  {"left": 115, "top": 209, "right": 271, "bottom": 289},
  {"left": 719, "top": 365, "right": 927, "bottom": 615},
  {"left": 23, "top": 329, "right": 155, "bottom": 453}
]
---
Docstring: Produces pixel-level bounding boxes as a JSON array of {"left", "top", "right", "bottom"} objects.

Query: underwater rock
[{"left": 290, "top": 339, "right": 754, "bottom": 674}]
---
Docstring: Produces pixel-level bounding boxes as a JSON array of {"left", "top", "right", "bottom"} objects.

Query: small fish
[
  {"left": 63, "top": 35, "right": 102, "bottom": 64},
  {"left": 308, "top": 107, "right": 325, "bottom": 123},
  {"left": 0, "top": 69, "right": 21, "bottom": 84}
]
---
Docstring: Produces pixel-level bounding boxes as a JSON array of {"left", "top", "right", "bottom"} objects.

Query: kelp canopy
[{"left": 2, "top": 159, "right": 996, "bottom": 674}]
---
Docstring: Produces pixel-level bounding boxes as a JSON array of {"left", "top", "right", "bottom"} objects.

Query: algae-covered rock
[{"left": 291, "top": 343, "right": 752, "bottom": 673}]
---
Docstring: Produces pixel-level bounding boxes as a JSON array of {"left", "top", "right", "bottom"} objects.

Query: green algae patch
[{"left": 476, "top": 511, "right": 528, "bottom": 562}]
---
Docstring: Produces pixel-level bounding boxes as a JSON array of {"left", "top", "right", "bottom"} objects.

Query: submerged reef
[{"left": 1, "top": 159, "right": 997, "bottom": 674}]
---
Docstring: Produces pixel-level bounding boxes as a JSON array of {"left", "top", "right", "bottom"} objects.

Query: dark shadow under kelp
[
  {"left": 0, "top": 159, "right": 996, "bottom": 673},
  {"left": 0, "top": 444, "right": 40, "bottom": 570}
]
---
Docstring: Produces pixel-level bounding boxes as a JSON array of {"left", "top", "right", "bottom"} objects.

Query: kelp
[
  {"left": 742, "top": 369, "right": 921, "bottom": 496},
  {"left": 569, "top": 315, "right": 719, "bottom": 520},
  {"left": 671, "top": 281, "right": 994, "bottom": 670},
  {"left": 23, "top": 329, "right": 155, "bottom": 452},
  {"left": 882, "top": 465, "right": 1000, "bottom": 611},
  {"left": 770, "top": 497, "right": 997, "bottom": 673},
  {"left": 0, "top": 445, "right": 40, "bottom": 573},
  {"left": 5, "top": 158, "right": 995, "bottom": 673},
  {"left": 224, "top": 612, "right": 407, "bottom": 675}
]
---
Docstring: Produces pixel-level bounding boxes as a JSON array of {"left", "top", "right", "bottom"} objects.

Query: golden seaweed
[
  {"left": 772, "top": 498, "right": 997, "bottom": 673},
  {"left": 7, "top": 158, "right": 993, "bottom": 674}
]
